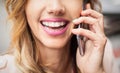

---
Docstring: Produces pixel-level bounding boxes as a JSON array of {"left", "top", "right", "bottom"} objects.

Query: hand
[{"left": 72, "top": 4, "right": 107, "bottom": 73}]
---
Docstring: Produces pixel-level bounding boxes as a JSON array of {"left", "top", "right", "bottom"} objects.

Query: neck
[{"left": 37, "top": 42, "right": 73, "bottom": 73}]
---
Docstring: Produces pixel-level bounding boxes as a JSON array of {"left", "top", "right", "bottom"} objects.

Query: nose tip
[
  {"left": 47, "top": 2, "right": 65, "bottom": 16},
  {"left": 48, "top": 8, "right": 65, "bottom": 16}
]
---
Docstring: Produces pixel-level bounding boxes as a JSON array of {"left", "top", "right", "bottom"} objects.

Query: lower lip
[{"left": 41, "top": 24, "right": 68, "bottom": 36}]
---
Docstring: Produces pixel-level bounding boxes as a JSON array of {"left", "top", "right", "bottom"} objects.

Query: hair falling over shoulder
[
  {"left": 5, "top": 0, "right": 50, "bottom": 73},
  {"left": 5, "top": 0, "right": 101, "bottom": 73}
]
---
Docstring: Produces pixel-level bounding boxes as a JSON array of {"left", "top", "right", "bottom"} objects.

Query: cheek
[
  {"left": 71, "top": 8, "right": 82, "bottom": 19},
  {"left": 66, "top": 1, "right": 82, "bottom": 19},
  {"left": 70, "top": 9, "right": 82, "bottom": 19},
  {"left": 25, "top": 10, "right": 40, "bottom": 41},
  {"left": 25, "top": 0, "right": 45, "bottom": 23},
  {"left": 25, "top": 1, "right": 44, "bottom": 35}
]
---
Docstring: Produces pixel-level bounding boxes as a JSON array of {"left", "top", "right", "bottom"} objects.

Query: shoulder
[
  {"left": 0, "top": 54, "right": 18, "bottom": 73},
  {"left": 103, "top": 39, "right": 120, "bottom": 73},
  {"left": 0, "top": 55, "right": 7, "bottom": 70}
]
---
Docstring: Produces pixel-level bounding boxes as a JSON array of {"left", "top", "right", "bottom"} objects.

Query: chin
[{"left": 42, "top": 38, "right": 70, "bottom": 49}]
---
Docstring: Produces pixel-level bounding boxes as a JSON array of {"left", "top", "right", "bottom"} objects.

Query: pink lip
[{"left": 40, "top": 18, "right": 69, "bottom": 36}]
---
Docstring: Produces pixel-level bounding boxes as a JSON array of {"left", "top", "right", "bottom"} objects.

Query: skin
[{"left": 25, "top": 0, "right": 107, "bottom": 73}]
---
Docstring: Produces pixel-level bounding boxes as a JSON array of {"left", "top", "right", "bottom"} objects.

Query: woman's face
[{"left": 25, "top": 0, "right": 82, "bottom": 49}]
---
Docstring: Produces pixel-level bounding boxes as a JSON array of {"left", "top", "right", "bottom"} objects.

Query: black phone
[{"left": 76, "top": 0, "right": 89, "bottom": 56}]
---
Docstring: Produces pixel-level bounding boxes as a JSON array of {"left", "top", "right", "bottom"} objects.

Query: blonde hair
[
  {"left": 5, "top": 0, "right": 50, "bottom": 73},
  {"left": 5, "top": 0, "right": 101, "bottom": 73}
]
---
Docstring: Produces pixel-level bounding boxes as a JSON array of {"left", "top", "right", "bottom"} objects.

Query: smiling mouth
[
  {"left": 41, "top": 21, "right": 68, "bottom": 29},
  {"left": 40, "top": 18, "right": 69, "bottom": 36}
]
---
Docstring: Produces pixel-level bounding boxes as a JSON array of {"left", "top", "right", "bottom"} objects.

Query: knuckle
[
  {"left": 100, "top": 35, "right": 107, "bottom": 43},
  {"left": 103, "top": 36, "right": 107, "bottom": 42},
  {"left": 89, "top": 9, "right": 93, "bottom": 14},
  {"left": 92, "top": 19, "right": 98, "bottom": 25},
  {"left": 99, "top": 14, "right": 103, "bottom": 18},
  {"left": 95, "top": 19, "right": 98, "bottom": 23}
]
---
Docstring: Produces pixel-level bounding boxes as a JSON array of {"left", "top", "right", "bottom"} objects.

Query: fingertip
[
  {"left": 86, "top": 3, "right": 91, "bottom": 9},
  {"left": 72, "top": 18, "right": 82, "bottom": 24},
  {"left": 81, "top": 10, "right": 84, "bottom": 15},
  {"left": 71, "top": 29, "right": 76, "bottom": 32},
  {"left": 71, "top": 29, "right": 78, "bottom": 34},
  {"left": 72, "top": 19, "right": 77, "bottom": 23}
]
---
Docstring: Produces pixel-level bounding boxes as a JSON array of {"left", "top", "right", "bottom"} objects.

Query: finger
[
  {"left": 83, "top": 3, "right": 104, "bottom": 27},
  {"left": 72, "top": 17, "right": 101, "bottom": 33},
  {"left": 72, "top": 28, "right": 98, "bottom": 41},
  {"left": 81, "top": 9, "right": 103, "bottom": 19},
  {"left": 73, "top": 17, "right": 97, "bottom": 26},
  {"left": 86, "top": 3, "right": 91, "bottom": 9}
]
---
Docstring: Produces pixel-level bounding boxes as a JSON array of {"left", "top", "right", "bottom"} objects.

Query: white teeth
[{"left": 42, "top": 22, "right": 66, "bottom": 27}]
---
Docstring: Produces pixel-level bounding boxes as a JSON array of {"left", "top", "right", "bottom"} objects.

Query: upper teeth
[{"left": 42, "top": 22, "right": 65, "bottom": 27}]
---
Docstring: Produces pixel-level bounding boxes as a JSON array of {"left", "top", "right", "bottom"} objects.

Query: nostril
[
  {"left": 47, "top": 2, "right": 65, "bottom": 16},
  {"left": 47, "top": 8, "right": 65, "bottom": 16}
]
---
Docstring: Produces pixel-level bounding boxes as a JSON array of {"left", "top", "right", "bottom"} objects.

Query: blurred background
[
  {"left": 0, "top": 0, "right": 120, "bottom": 72},
  {"left": 101, "top": 0, "right": 120, "bottom": 72}
]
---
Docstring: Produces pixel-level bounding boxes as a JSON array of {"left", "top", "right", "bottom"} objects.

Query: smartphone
[{"left": 77, "top": 0, "right": 89, "bottom": 56}]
